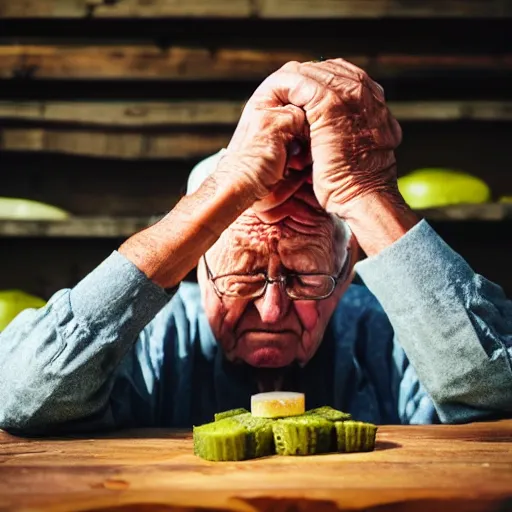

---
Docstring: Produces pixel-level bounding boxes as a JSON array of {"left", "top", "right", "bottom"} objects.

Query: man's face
[{"left": 198, "top": 189, "right": 354, "bottom": 369}]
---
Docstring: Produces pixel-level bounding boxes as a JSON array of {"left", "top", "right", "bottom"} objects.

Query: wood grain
[
  {"left": 419, "top": 203, "right": 512, "bottom": 221},
  {"left": 0, "top": 217, "right": 154, "bottom": 237},
  {"left": 0, "top": 0, "right": 253, "bottom": 18},
  {"left": 1, "top": 0, "right": 510, "bottom": 18},
  {"left": 0, "top": 420, "right": 511, "bottom": 512},
  {"left": 1, "top": 46, "right": 510, "bottom": 81},
  {"left": 0, "top": 127, "right": 231, "bottom": 159},
  {"left": 2, "top": 101, "right": 512, "bottom": 127},
  {"left": 258, "top": 0, "right": 512, "bottom": 18},
  {"left": 0, "top": 101, "right": 245, "bottom": 126},
  {"left": 389, "top": 101, "right": 512, "bottom": 121},
  {"left": 0, "top": 45, "right": 318, "bottom": 80}
]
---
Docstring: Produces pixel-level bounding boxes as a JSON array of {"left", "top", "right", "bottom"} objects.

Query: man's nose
[{"left": 254, "top": 281, "right": 291, "bottom": 324}]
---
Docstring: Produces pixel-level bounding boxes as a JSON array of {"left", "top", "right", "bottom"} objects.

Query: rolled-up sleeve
[
  {"left": 356, "top": 219, "right": 512, "bottom": 424},
  {"left": 0, "top": 251, "right": 171, "bottom": 434}
]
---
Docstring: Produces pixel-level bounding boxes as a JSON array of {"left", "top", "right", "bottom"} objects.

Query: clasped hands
[{"left": 216, "top": 58, "right": 404, "bottom": 221}]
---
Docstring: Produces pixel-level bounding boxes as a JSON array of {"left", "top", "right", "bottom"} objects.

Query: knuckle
[
  {"left": 358, "top": 66, "right": 370, "bottom": 79},
  {"left": 299, "top": 62, "right": 335, "bottom": 86},
  {"left": 325, "top": 88, "right": 342, "bottom": 107},
  {"left": 279, "top": 60, "right": 301, "bottom": 72}
]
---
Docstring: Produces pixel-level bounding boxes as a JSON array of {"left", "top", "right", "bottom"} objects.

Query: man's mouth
[
  {"left": 238, "top": 329, "right": 298, "bottom": 337},
  {"left": 235, "top": 330, "right": 299, "bottom": 368},
  {"left": 238, "top": 330, "right": 299, "bottom": 346},
  {"left": 245, "top": 345, "right": 292, "bottom": 368}
]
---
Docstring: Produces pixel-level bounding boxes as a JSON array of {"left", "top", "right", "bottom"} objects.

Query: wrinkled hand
[
  {"left": 248, "top": 58, "right": 403, "bottom": 217},
  {"left": 218, "top": 98, "right": 310, "bottom": 212}
]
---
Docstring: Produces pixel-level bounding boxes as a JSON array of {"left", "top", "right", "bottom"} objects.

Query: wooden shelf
[
  {"left": 418, "top": 203, "right": 512, "bottom": 222},
  {"left": 1, "top": 46, "right": 510, "bottom": 81},
  {"left": 1, "top": 205, "right": 511, "bottom": 238},
  {"left": 1, "top": 100, "right": 511, "bottom": 160},
  {"left": 1, "top": 0, "right": 510, "bottom": 19},
  {"left": 0, "top": 216, "right": 154, "bottom": 238},
  {"left": 2, "top": 101, "right": 512, "bottom": 128},
  {"left": 0, "top": 128, "right": 231, "bottom": 159},
  {"left": 390, "top": 101, "right": 512, "bottom": 122},
  {"left": 0, "top": 101, "right": 245, "bottom": 127}
]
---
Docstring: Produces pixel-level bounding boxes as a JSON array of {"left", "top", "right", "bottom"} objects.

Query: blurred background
[{"left": 0, "top": 0, "right": 511, "bottom": 315}]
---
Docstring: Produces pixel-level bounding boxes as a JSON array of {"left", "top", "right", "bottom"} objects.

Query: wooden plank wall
[
  {"left": 1, "top": 2, "right": 512, "bottom": 299},
  {"left": 1, "top": 1, "right": 511, "bottom": 19}
]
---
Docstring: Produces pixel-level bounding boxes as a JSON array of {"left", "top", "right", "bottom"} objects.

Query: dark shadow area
[
  {"left": 375, "top": 440, "right": 402, "bottom": 451},
  {"left": 0, "top": 18, "right": 509, "bottom": 54},
  {"left": 1, "top": 74, "right": 512, "bottom": 101}
]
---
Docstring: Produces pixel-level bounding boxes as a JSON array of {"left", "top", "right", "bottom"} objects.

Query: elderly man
[{"left": 0, "top": 59, "right": 511, "bottom": 434}]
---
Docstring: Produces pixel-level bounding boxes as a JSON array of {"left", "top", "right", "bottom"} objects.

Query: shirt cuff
[{"left": 70, "top": 250, "right": 172, "bottom": 333}]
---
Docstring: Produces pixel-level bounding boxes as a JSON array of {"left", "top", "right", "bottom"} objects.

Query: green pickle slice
[
  {"left": 231, "top": 413, "right": 274, "bottom": 459},
  {"left": 305, "top": 406, "right": 352, "bottom": 422},
  {"left": 334, "top": 420, "right": 378, "bottom": 453},
  {"left": 193, "top": 418, "right": 247, "bottom": 461},
  {"left": 193, "top": 414, "right": 274, "bottom": 461},
  {"left": 272, "top": 415, "right": 333, "bottom": 456},
  {"left": 214, "top": 408, "right": 249, "bottom": 421}
]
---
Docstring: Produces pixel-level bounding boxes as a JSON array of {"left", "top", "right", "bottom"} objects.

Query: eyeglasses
[{"left": 203, "top": 248, "right": 351, "bottom": 301}]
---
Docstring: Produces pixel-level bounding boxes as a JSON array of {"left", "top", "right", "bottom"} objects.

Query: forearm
[
  {"left": 356, "top": 220, "right": 512, "bottom": 423},
  {"left": 119, "top": 158, "right": 256, "bottom": 289},
  {"left": 0, "top": 253, "right": 169, "bottom": 434},
  {"left": 332, "top": 190, "right": 420, "bottom": 257}
]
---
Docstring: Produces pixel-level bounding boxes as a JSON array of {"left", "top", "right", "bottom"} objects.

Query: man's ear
[
  {"left": 349, "top": 235, "right": 360, "bottom": 266},
  {"left": 343, "top": 235, "right": 360, "bottom": 283}
]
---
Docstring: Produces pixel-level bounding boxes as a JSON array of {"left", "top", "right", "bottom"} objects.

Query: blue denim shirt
[{"left": 1, "top": 220, "right": 511, "bottom": 435}]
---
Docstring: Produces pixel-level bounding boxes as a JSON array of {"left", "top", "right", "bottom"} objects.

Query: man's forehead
[
  {"left": 208, "top": 212, "right": 348, "bottom": 273},
  {"left": 223, "top": 212, "right": 336, "bottom": 244},
  {"left": 228, "top": 217, "right": 283, "bottom": 246}
]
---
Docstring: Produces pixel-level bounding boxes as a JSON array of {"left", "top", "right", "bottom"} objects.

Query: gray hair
[{"left": 186, "top": 149, "right": 227, "bottom": 195}]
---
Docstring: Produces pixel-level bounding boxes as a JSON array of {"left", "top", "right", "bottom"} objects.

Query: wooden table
[{"left": 1, "top": 420, "right": 511, "bottom": 512}]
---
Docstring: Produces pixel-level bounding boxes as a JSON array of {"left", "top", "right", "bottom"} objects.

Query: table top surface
[{"left": 1, "top": 420, "right": 511, "bottom": 512}]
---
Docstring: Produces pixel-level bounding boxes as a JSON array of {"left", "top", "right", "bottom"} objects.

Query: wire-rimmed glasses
[{"left": 203, "top": 248, "right": 351, "bottom": 301}]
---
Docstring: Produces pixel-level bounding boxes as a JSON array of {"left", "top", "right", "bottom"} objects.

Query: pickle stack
[{"left": 193, "top": 393, "right": 379, "bottom": 461}]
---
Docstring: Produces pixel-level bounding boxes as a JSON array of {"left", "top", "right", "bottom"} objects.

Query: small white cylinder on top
[{"left": 251, "top": 391, "right": 305, "bottom": 418}]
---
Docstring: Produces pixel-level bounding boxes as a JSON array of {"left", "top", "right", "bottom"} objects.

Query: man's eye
[
  {"left": 295, "top": 275, "right": 324, "bottom": 287},
  {"left": 217, "top": 276, "right": 265, "bottom": 296},
  {"left": 291, "top": 275, "right": 332, "bottom": 295}
]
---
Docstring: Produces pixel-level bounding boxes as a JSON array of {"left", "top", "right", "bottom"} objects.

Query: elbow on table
[
  {"left": 0, "top": 383, "right": 61, "bottom": 435},
  {"left": 434, "top": 402, "right": 512, "bottom": 425},
  {"left": 0, "top": 371, "right": 116, "bottom": 436},
  {"left": 0, "top": 365, "right": 93, "bottom": 434},
  {"left": 428, "top": 375, "right": 512, "bottom": 425}
]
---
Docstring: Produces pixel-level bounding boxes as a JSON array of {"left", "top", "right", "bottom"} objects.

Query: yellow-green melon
[
  {"left": 398, "top": 168, "right": 491, "bottom": 209},
  {"left": 0, "top": 290, "right": 46, "bottom": 331}
]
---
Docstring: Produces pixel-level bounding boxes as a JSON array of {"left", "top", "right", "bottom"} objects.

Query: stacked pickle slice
[{"left": 193, "top": 403, "right": 378, "bottom": 461}]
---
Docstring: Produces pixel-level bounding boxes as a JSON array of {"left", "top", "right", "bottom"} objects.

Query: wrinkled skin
[
  {"left": 198, "top": 184, "right": 356, "bottom": 370},
  {"left": 227, "top": 58, "right": 403, "bottom": 217},
  {"left": 220, "top": 102, "right": 309, "bottom": 211}
]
